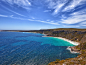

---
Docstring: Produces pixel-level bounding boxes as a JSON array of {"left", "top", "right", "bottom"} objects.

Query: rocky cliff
[{"left": 29, "top": 28, "right": 86, "bottom": 44}]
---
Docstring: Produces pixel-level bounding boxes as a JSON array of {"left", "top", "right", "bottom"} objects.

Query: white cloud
[
  {"left": 0, "top": 14, "right": 8, "bottom": 17},
  {"left": 44, "top": 10, "right": 51, "bottom": 12},
  {"left": 0, "top": 13, "right": 59, "bottom": 25},
  {"left": 62, "top": 14, "right": 86, "bottom": 24},
  {"left": 31, "top": 17, "right": 35, "bottom": 19},
  {"left": 71, "top": 9, "right": 86, "bottom": 16},
  {"left": 46, "top": 0, "right": 86, "bottom": 16},
  {"left": 28, "top": 19, "right": 59, "bottom": 25},
  {"left": 79, "top": 21, "right": 86, "bottom": 26},
  {"left": 10, "top": 10, "right": 26, "bottom": 17},
  {"left": 1, "top": 4, "right": 26, "bottom": 17},
  {"left": 61, "top": 8, "right": 86, "bottom": 24},
  {"left": 28, "top": 19, "right": 35, "bottom": 21},
  {"left": 2, "top": 0, "right": 31, "bottom": 10},
  {"left": 46, "top": 0, "right": 56, "bottom": 8},
  {"left": 81, "top": 25, "right": 86, "bottom": 26},
  {"left": 10, "top": 15, "right": 13, "bottom": 17},
  {"left": 0, "top": 14, "right": 15, "bottom": 18},
  {"left": 53, "top": 3, "right": 65, "bottom": 15},
  {"left": 61, "top": 15, "right": 67, "bottom": 19},
  {"left": 46, "top": 19, "right": 50, "bottom": 21},
  {"left": 63, "top": 0, "right": 86, "bottom": 11},
  {"left": 63, "top": 25, "right": 80, "bottom": 27},
  {"left": 50, "top": 21, "right": 54, "bottom": 23},
  {"left": 80, "top": 22, "right": 86, "bottom": 25},
  {"left": 46, "top": 0, "right": 67, "bottom": 15},
  {"left": 46, "top": 22, "right": 59, "bottom": 25}
]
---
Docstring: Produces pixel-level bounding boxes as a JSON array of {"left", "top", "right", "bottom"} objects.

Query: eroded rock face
[
  {"left": 50, "top": 30, "right": 86, "bottom": 43},
  {"left": 27, "top": 29, "right": 86, "bottom": 43},
  {"left": 34, "top": 29, "right": 86, "bottom": 43},
  {"left": 81, "top": 34, "right": 86, "bottom": 43}
]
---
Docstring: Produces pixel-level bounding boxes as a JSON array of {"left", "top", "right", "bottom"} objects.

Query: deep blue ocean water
[{"left": 0, "top": 32, "right": 79, "bottom": 65}]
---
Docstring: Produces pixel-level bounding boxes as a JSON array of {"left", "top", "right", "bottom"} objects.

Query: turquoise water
[
  {"left": 0, "top": 32, "right": 79, "bottom": 65},
  {"left": 41, "top": 37, "right": 75, "bottom": 46}
]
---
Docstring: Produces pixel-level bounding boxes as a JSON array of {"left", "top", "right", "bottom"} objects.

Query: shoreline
[
  {"left": 66, "top": 46, "right": 80, "bottom": 54},
  {"left": 43, "top": 36, "right": 80, "bottom": 46},
  {"left": 43, "top": 35, "right": 80, "bottom": 53},
  {"left": 55, "top": 37, "right": 80, "bottom": 46}
]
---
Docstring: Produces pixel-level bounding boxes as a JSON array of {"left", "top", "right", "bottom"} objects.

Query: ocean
[{"left": 0, "top": 32, "right": 79, "bottom": 65}]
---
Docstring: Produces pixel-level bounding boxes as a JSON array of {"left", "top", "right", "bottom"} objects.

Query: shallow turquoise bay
[{"left": 41, "top": 37, "right": 74, "bottom": 46}]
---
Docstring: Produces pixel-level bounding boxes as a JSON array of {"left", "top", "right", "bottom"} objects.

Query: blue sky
[{"left": 0, "top": 0, "right": 86, "bottom": 30}]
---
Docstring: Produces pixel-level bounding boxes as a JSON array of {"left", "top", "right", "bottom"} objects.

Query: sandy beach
[
  {"left": 55, "top": 37, "right": 80, "bottom": 53},
  {"left": 43, "top": 35, "right": 80, "bottom": 53},
  {"left": 43, "top": 36, "right": 80, "bottom": 46},
  {"left": 54, "top": 37, "right": 80, "bottom": 46}
]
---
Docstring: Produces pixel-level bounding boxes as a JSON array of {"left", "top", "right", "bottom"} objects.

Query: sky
[{"left": 0, "top": 0, "right": 86, "bottom": 30}]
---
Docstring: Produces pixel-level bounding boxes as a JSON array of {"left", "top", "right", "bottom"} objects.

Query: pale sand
[
  {"left": 54, "top": 37, "right": 80, "bottom": 46},
  {"left": 43, "top": 35, "right": 80, "bottom": 53},
  {"left": 55, "top": 37, "right": 80, "bottom": 53},
  {"left": 43, "top": 36, "right": 80, "bottom": 46}
]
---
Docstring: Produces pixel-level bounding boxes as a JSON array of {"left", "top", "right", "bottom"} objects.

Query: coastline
[
  {"left": 53, "top": 37, "right": 79, "bottom": 46},
  {"left": 43, "top": 35, "right": 80, "bottom": 53},
  {"left": 43, "top": 36, "right": 80, "bottom": 46},
  {"left": 67, "top": 46, "right": 80, "bottom": 54}
]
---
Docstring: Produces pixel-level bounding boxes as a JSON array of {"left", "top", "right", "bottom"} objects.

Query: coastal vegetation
[{"left": 1, "top": 28, "right": 86, "bottom": 64}]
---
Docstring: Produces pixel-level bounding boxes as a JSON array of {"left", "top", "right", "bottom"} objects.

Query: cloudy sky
[{"left": 0, "top": 0, "right": 86, "bottom": 30}]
